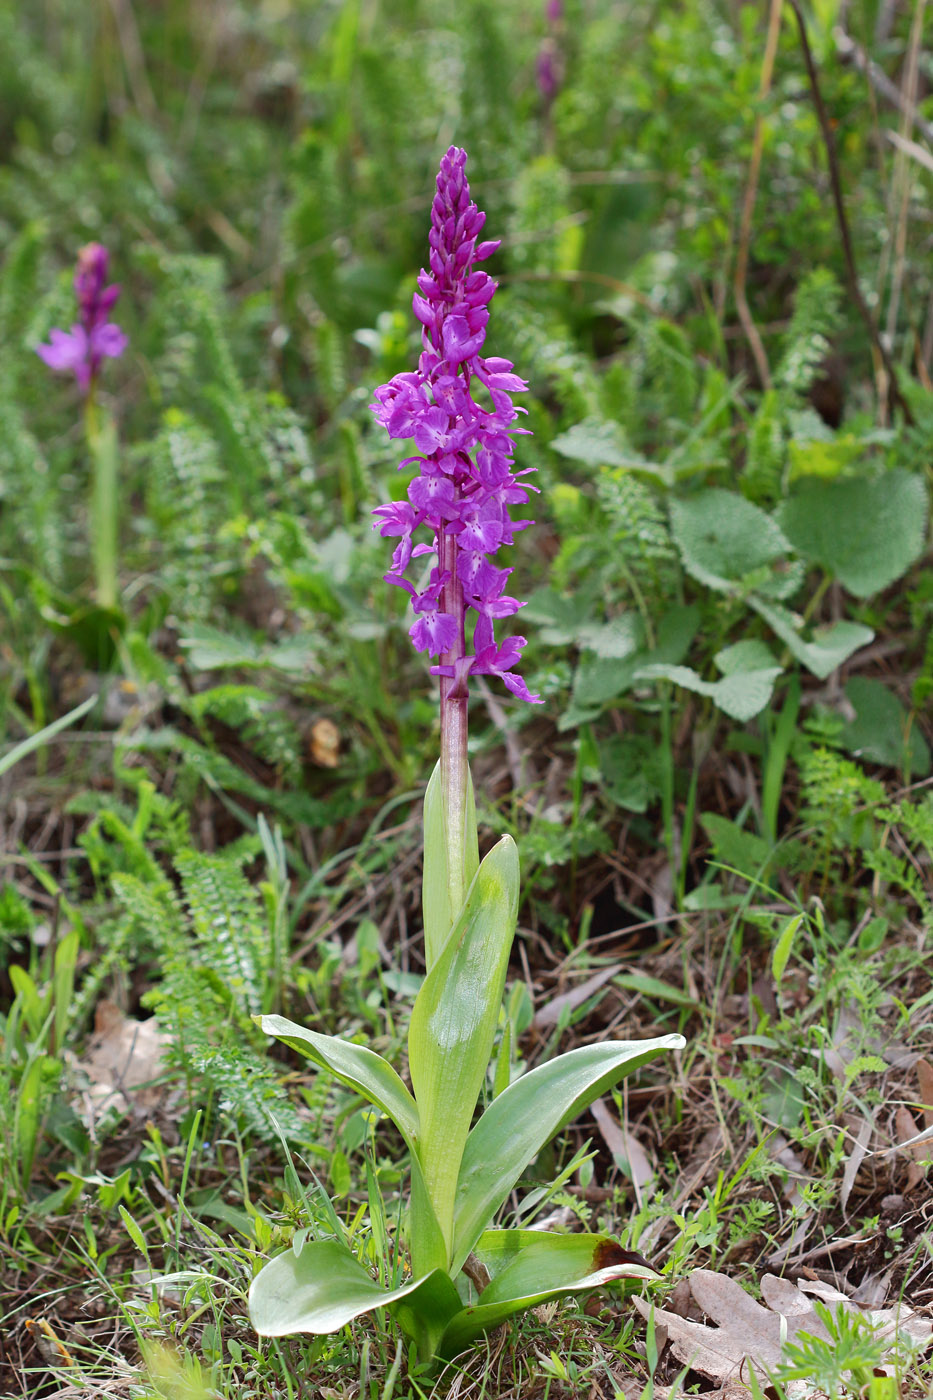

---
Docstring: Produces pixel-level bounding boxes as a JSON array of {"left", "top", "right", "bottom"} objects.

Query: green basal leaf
[
  {"left": 409, "top": 836, "right": 519, "bottom": 1259},
  {"left": 258, "top": 1015, "right": 447, "bottom": 1274},
  {"left": 422, "top": 759, "right": 479, "bottom": 968},
  {"left": 389, "top": 1269, "right": 464, "bottom": 1364},
  {"left": 257, "top": 1014, "right": 419, "bottom": 1151},
  {"left": 248, "top": 1237, "right": 461, "bottom": 1362},
  {"left": 451, "top": 1035, "right": 683, "bottom": 1274},
  {"left": 842, "top": 676, "right": 931, "bottom": 775},
  {"left": 408, "top": 1143, "right": 448, "bottom": 1278},
  {"left": 436, "top": 1229, "right": 657, "bottom": 1359},
  {"left": 473, "top": 1229, "right": 658, "bottom": 1302}
]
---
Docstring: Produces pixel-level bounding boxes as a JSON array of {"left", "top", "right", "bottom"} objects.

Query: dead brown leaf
[
  {"left": 915, "top": 1056, "right": 933, "bottom": 1127},
  {"left": 532, "top": 964, "right": 621, "bottom": 1030},
  {"left": 73, "top": 999, "right": 168, "bottom": 1125},
  {"left": 590, "top": 1096, "right": 655, "bottom": 1205},
  {"left": 309, "top": 717, "right": 340, "bottom": 768},
  {"left": 633, "top": 1268, "right": 931, "bottom": 1384},
  {"left": 840, "top": 1112, "right": 873, "bottom": 1213}
]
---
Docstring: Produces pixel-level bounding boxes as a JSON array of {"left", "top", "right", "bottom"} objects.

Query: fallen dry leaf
[
  {"left": 634, "top": 1269, "right": 931, "bottom": 1384},
  {"left": 916, "top": 1056, "right": 933, "bottom": 1127},
  {"left": 590, "top": 1096, "right": 656, "bottom": 1205},
  {"left": 532, "top": 964, "right": 620, "bottom": 1030},
  {"left": 73, "top": 999, "right": 168, "bottom": 1125},
  {"left": 894, "top": 1104, "right": 933, "bottom": 1186},
  {"left": 840, "top": 1112, "right": 873, "bottom": 1213},
  {"left": 309, "top": 717, "right": 340, "bottom": 768}
]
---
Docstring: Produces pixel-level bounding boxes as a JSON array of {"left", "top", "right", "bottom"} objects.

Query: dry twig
[
  {"left": 733, "top": 0, "right": 784, "bottom": 390},
  {"left": 789, "top": 0, "right": 914, "bottom": 425}
]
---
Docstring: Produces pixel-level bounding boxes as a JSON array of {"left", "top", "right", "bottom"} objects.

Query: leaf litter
[{"left": 634, "top": 1268, "right": 932, "bottom": 1391}]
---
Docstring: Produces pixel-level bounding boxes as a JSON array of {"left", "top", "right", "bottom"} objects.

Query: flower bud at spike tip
[
  {"left": 36, "top": 242, "right": 127, "bottom": 394},
  {"left": 371, "top": 147, "right": 542, "bottom": 706}
]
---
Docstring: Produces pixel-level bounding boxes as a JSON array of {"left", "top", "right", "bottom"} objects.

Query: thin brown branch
[
  {"left": 881, "top": 0, "right": 927, "bottom": 421},
  {"left": 733, "top": 0, "right": 784, "bottom": 390},
  {"left": 834, "top": 24, "right": 933, "bottom": 146},
  {"left": 788, "top": 0, "right": 914, "bottom": 425}
]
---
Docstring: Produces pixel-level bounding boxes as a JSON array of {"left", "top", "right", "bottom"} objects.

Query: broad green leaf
[
  {"left": 523, "top": 587, "right": 602, "bottom": 647},
  {"left": 776, "top": 471, "right": 929, "bottom": 597},
  {"left": 700, "top": 812, "right": 774, "bottom": 879},
  {"left": 408, "top": 1145, "right": 448, "bottom": 1278},
  {"left": 578, "top": 614, "right": 643, "bottom": 660},
  {"left": 670, "top": 490, "right": 798, "bottom": 598},
  {"left": 257, "top": 1015, "right": 419, "bottom": 1152},
  {"left": 842, "top": 677, "right": 930, "bottom": 775},
  {"left": 472, "top": 1229, "right": 657, "bottom": 1302},
  {"left": 636, "top": 661, "right": 782, "bottom": 722},
  {"left": 451, "top": 1035, "right": 683, "bottom": 1273},
  {"left": 566, "top": 605, "right": 699, "bottom": 719},
  {"left": 248, "top": 1237, "right": 461, "bottom": 1362},
  {"left": 422, "top": 760, "right": 479, "bottom": 969},
  {"left": 749, "top": 596, "right": 873, "bottom": 680},
  {"left": 389, "top": 1268, "right": 464, "bottom": 1363},
  {"left": 409, "top": 836, "right": 519, "bottom": 1255},
  {"left": 571, "top": 653, "right": 641, "bottom": 710},
  {"left": 714, "top": 639, "right": 774, "bottom": 677},
  {"left": 437, "top": 1230, "right": 656, "bottom": 1358},
  {"left": 257, "top": 1016, "right": 446, "bottom": 1271},
  {"left": 771, "top": 913, "right": 803, "bottom": 984}
]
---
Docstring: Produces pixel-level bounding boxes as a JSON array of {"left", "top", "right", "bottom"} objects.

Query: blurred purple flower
[
  {"left": 372, "top": 147, "right": 541, "bottom": 704},
  {"left": 536, "top": 41, "right": 559, "bottom": 103},
  {"left": 36, "top": 243, "right": 127, "bottom": 393}
]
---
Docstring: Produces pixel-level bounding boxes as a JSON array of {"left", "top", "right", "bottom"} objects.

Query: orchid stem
[
  {"left": 439, "top": 527, "right": 469, "bottom": 918},
  {"left": 84, "top": 391, "right": 119, "bottom": 612}
]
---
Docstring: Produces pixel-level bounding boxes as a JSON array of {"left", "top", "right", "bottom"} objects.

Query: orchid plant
[
  {"left": 36, "top": 242, "right": 127, "bottom": 616},
  {"left": 248, "top": 148, "right": 684, "bottom": 1366}
]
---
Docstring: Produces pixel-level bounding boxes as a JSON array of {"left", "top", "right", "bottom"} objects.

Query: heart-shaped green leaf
[
  {"left": 409, "top": 835, "right": 519, "bottom": 1257},
  {"left": 452, "top": 1035, "right": 683, "bottom": 1273},
  {"left": 749, "top": 596, "right": 872, "bottom": 680}
]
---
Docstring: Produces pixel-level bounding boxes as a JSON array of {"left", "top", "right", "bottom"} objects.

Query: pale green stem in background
[{"left": 84, "top": 392, "right": 119, "bottom": 610}]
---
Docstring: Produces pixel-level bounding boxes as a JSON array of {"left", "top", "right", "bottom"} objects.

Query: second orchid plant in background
[
  {"left": 37, "top": 243, "right": 127, "bottom": 619},
  {"left": 248, "top": 149, "right": 684, "bottom": 1366}
]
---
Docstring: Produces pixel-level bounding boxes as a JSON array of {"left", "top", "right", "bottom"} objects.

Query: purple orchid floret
[
  {"left": 36, "top": 243, "right": 127, "bottom": 393},
  {"left": 372, "top": 147, "right": 542, "bottom": 705}
]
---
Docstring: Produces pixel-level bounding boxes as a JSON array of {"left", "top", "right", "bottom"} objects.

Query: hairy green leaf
[
  {"left": 776, "top": 472, "right": 928, "bottom": 597},
  {"left": 749, "top": 596, "right": 872, "bottom": 680},
  {"left": 670, "top": 489, "right": 798, "bottom": 598}
]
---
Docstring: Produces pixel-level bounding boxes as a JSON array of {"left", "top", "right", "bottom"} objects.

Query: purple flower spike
[
  {"left": 36, "top": 242, "right": 127, "bottom": 393},
  {"left": 372, "top": 147, "right": 542, "bottom": 705}
]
